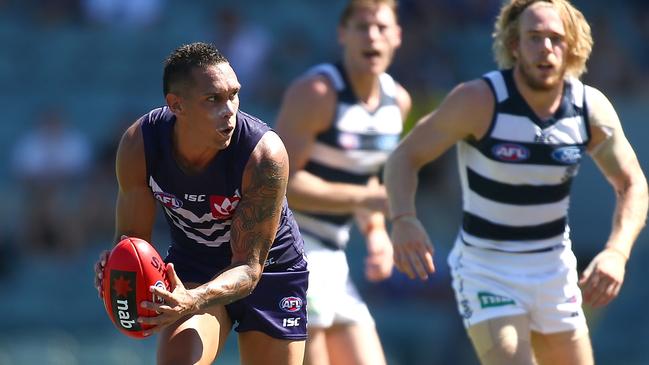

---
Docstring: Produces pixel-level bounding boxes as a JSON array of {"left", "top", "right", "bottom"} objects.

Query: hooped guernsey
[
  {"left": 457, "top": 69, "right": 591, "bottom": 253},
  {"left": 292, "top": 62, "right": 403, "bottom": 250}
]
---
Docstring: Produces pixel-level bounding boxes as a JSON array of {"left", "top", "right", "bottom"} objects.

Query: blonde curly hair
[{"left": 492, "top": 0, "right": 593, "bottom": 78}]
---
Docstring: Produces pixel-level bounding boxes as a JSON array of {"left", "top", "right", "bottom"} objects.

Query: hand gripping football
[{"left": 102, "top": 237, "right": 169, "bottom": 338}]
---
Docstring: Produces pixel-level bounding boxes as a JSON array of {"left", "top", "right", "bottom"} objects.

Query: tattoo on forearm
[
  {"left": 203, "top": 267, "right": 257, "bottom": 308},
  {"left": 244, "top": 158, "right": 285, "bottom": 221}
]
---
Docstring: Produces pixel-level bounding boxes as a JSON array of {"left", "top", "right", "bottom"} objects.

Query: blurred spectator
[
  {"left": 22, "top": 0, "right": 81, "bottom": 27},
  {"left": 10, "top": 107, "right": 92, "bottom": 256},
  {"left": 210, "top": 6, "right": 272, "bottom": 106},
  {"left": 584, "top": 15, "right": 642, "bottom": 97},
  {"left": 78, "top": 110, "right": 137, "bottom": 246},
  {"left": 81, "top": 0, "right": 165, "bottom": 28}
]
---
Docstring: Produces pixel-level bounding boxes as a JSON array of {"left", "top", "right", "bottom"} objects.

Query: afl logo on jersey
[
  {"left": 492, "top": 143, "right": 530, "bottom": 162},
  {"left": 279, "top": 296, "right": 303, "bottom": 313},
  {"left": 551, "top": 146, "right": 583, "bottom": 164},
  {"left": 338, "top": 132, "right": 361, "bottom": 150},
  {"left": 154, "top": 192, "right": 183, "bottom": 209}
]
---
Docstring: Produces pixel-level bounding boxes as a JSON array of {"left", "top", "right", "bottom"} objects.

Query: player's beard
[{"left": 518, "top": 60, "right": 564, "bottom": 91}]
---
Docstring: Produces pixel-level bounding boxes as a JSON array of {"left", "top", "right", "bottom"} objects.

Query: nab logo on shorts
[
  {"left": 279, "top": 296, "right": 303, "bottom": 313},
  {"left": 492, "top": 143, "right": 529, "bottom": 162},
  {"left": 154, "top": 192, "right": 183, "bottom": 209},
  {"left": 210, "top": 192, "right": 241, "bottom": 219}
]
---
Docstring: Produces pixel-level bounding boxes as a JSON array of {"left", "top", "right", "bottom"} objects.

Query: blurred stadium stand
[{"left": 0, "top": 0, "right": 647, "bottom": 364}]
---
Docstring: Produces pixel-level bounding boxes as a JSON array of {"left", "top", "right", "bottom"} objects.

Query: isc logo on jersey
[
  {"left": 153, "top": 192, "right": 183, "bottom": 209},
  {"left": 279, "top": 296, "right": 303, "bottom": 312},
  {"left": 492, "top": 143, "right": 530, "bottom": 162},
  {"left": 551, "top": 146, "right": 583, "bottom": 164}
]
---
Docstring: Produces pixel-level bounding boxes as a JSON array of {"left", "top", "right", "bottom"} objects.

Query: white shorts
[
  {"left": 447, "top": 237, "right": 588, "bottom": 334},
  {"left": 303, "top": 233, "right": 374, "bottom": 328}
]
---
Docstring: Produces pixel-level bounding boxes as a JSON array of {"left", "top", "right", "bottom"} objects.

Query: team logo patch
[
  {"left": 154, "top": 192, "right": 183, "bottom": 209},
  {"left": 210, "top": 193, "right": 240, "bottom": 219},
  {"left": 492, "top": 143, "right": 529, "bottom": 162},
  {"left": 279, "top": 296, "right": 303, "bottom": 312},
  {"left": 375, "top": 135, "right": 399, "bottom": 151},
  {"left": 551, "top": 146, "right": 583, "bottom": 164}
]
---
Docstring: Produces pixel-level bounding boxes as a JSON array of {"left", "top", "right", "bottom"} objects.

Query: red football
[{"left": 102, "top": 237, "right": 169, "bottom": 339}]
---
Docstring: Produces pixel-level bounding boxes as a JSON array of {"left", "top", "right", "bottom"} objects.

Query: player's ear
[
  {"left": 393, "top": 24, "right": 402, "bottom": 49},
  {"left": 165, "top": 93, "right": 183, "bottom": 114},
  {"left": 510, "top": 39, "right": 520, "bottom": 60}
]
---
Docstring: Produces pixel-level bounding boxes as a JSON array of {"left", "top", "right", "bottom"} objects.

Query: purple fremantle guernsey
[{"left": 140, "top": 106, "right": 307, "bottom": 340}]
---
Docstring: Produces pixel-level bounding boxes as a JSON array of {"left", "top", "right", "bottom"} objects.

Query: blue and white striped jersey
[
  {"left": 457, "top": 69, "right": 591, "bottom": 252},
  {"left": 293, "top": 63, "right": 403, "bottom": 250}
]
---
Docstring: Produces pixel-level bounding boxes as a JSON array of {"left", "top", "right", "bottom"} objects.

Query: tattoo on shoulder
[
  {"left": 242, "top": 158, "right": 285, "bottom": 224},
  {"left": 230, "top": 156, "right": 286, "bottom": 261}
]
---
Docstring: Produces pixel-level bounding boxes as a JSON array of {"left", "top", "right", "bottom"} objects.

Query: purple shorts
[{"left": 166, "top": 243, "right": 308, "bottom": 340}]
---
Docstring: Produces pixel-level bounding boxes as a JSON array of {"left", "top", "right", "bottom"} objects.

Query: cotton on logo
[
  {"left": 492, "top": 143, "right": 529, "bottom": 162},
  {"left": 210, "top": 194, "right": 240, "bottom": 219}
]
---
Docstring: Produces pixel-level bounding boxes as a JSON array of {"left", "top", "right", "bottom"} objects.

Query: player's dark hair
[{"left": 163, "top": 42, "right": 229, "bottom": 96}]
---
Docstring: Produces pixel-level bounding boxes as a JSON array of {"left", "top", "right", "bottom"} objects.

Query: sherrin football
[{"left": 102, "top": 237, "right": 169, "bottom": 338}]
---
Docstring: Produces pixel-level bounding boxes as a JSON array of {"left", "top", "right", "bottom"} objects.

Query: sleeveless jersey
[
  {"left": 141, "top": 107, "right": 304, "bottom": 270},
  {"left": 456, "top": 69, "right": 591, "bottom": 252},
  {"left": 292, "top": 63, "right": 403, "bottom": 250}
]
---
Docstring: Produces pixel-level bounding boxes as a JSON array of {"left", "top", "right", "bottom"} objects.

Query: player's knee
[
  {"left": 531, "top": 328, "right": 593, "bottom": 365},
  {"left": 468, "top": 321, "right": 533, "bottom": 364},
  {"left": 157, "top": 325, "right": 218, "bottom": 365},
  {"left": 157, "top": 347, "right": 206, "bottom": 365}
]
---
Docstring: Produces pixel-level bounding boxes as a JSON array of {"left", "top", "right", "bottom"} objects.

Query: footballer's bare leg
[
  {"left": 531, "top": 329, "right": 593, "bottom": 365},
  {"left": 325, "top": 323, "right": 386, "bottom": 365},
  {"left": 157, "top": 282, "right": 232, "bottom": 365},
  {"left": 157, "top": 304, "right": 232, "bottom": 365},
  {"left": 238, "top": 330, "right": 305, "bottom": 365},
  {"left": 467, "top": 314, "right": 535, "bottom": 365},
  {"left": 304, "top": 327, "right": 331, "bottom": 365}
]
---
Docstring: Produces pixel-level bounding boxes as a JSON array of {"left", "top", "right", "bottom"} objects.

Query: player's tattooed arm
[{"left": 193, "top": 132, "right": 288, "bottom": 310}]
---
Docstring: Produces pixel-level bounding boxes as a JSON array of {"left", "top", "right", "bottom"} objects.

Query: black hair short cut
[{"left": 162, "top": 42, "right": 229, "bottom": 96}]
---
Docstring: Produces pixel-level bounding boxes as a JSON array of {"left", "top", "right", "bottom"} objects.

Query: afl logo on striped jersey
[
  {"left": 492, "top": 143, "right": 529, "bottom": 162},
  {"left": 551, "top": 146, "right": 583, "bottom": 164},
  {"left": 338, "top": 132, "right": 361, "bottom": 150},
  {"left": 154, "top": 192, "right": 183, "bottom": 209}
]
